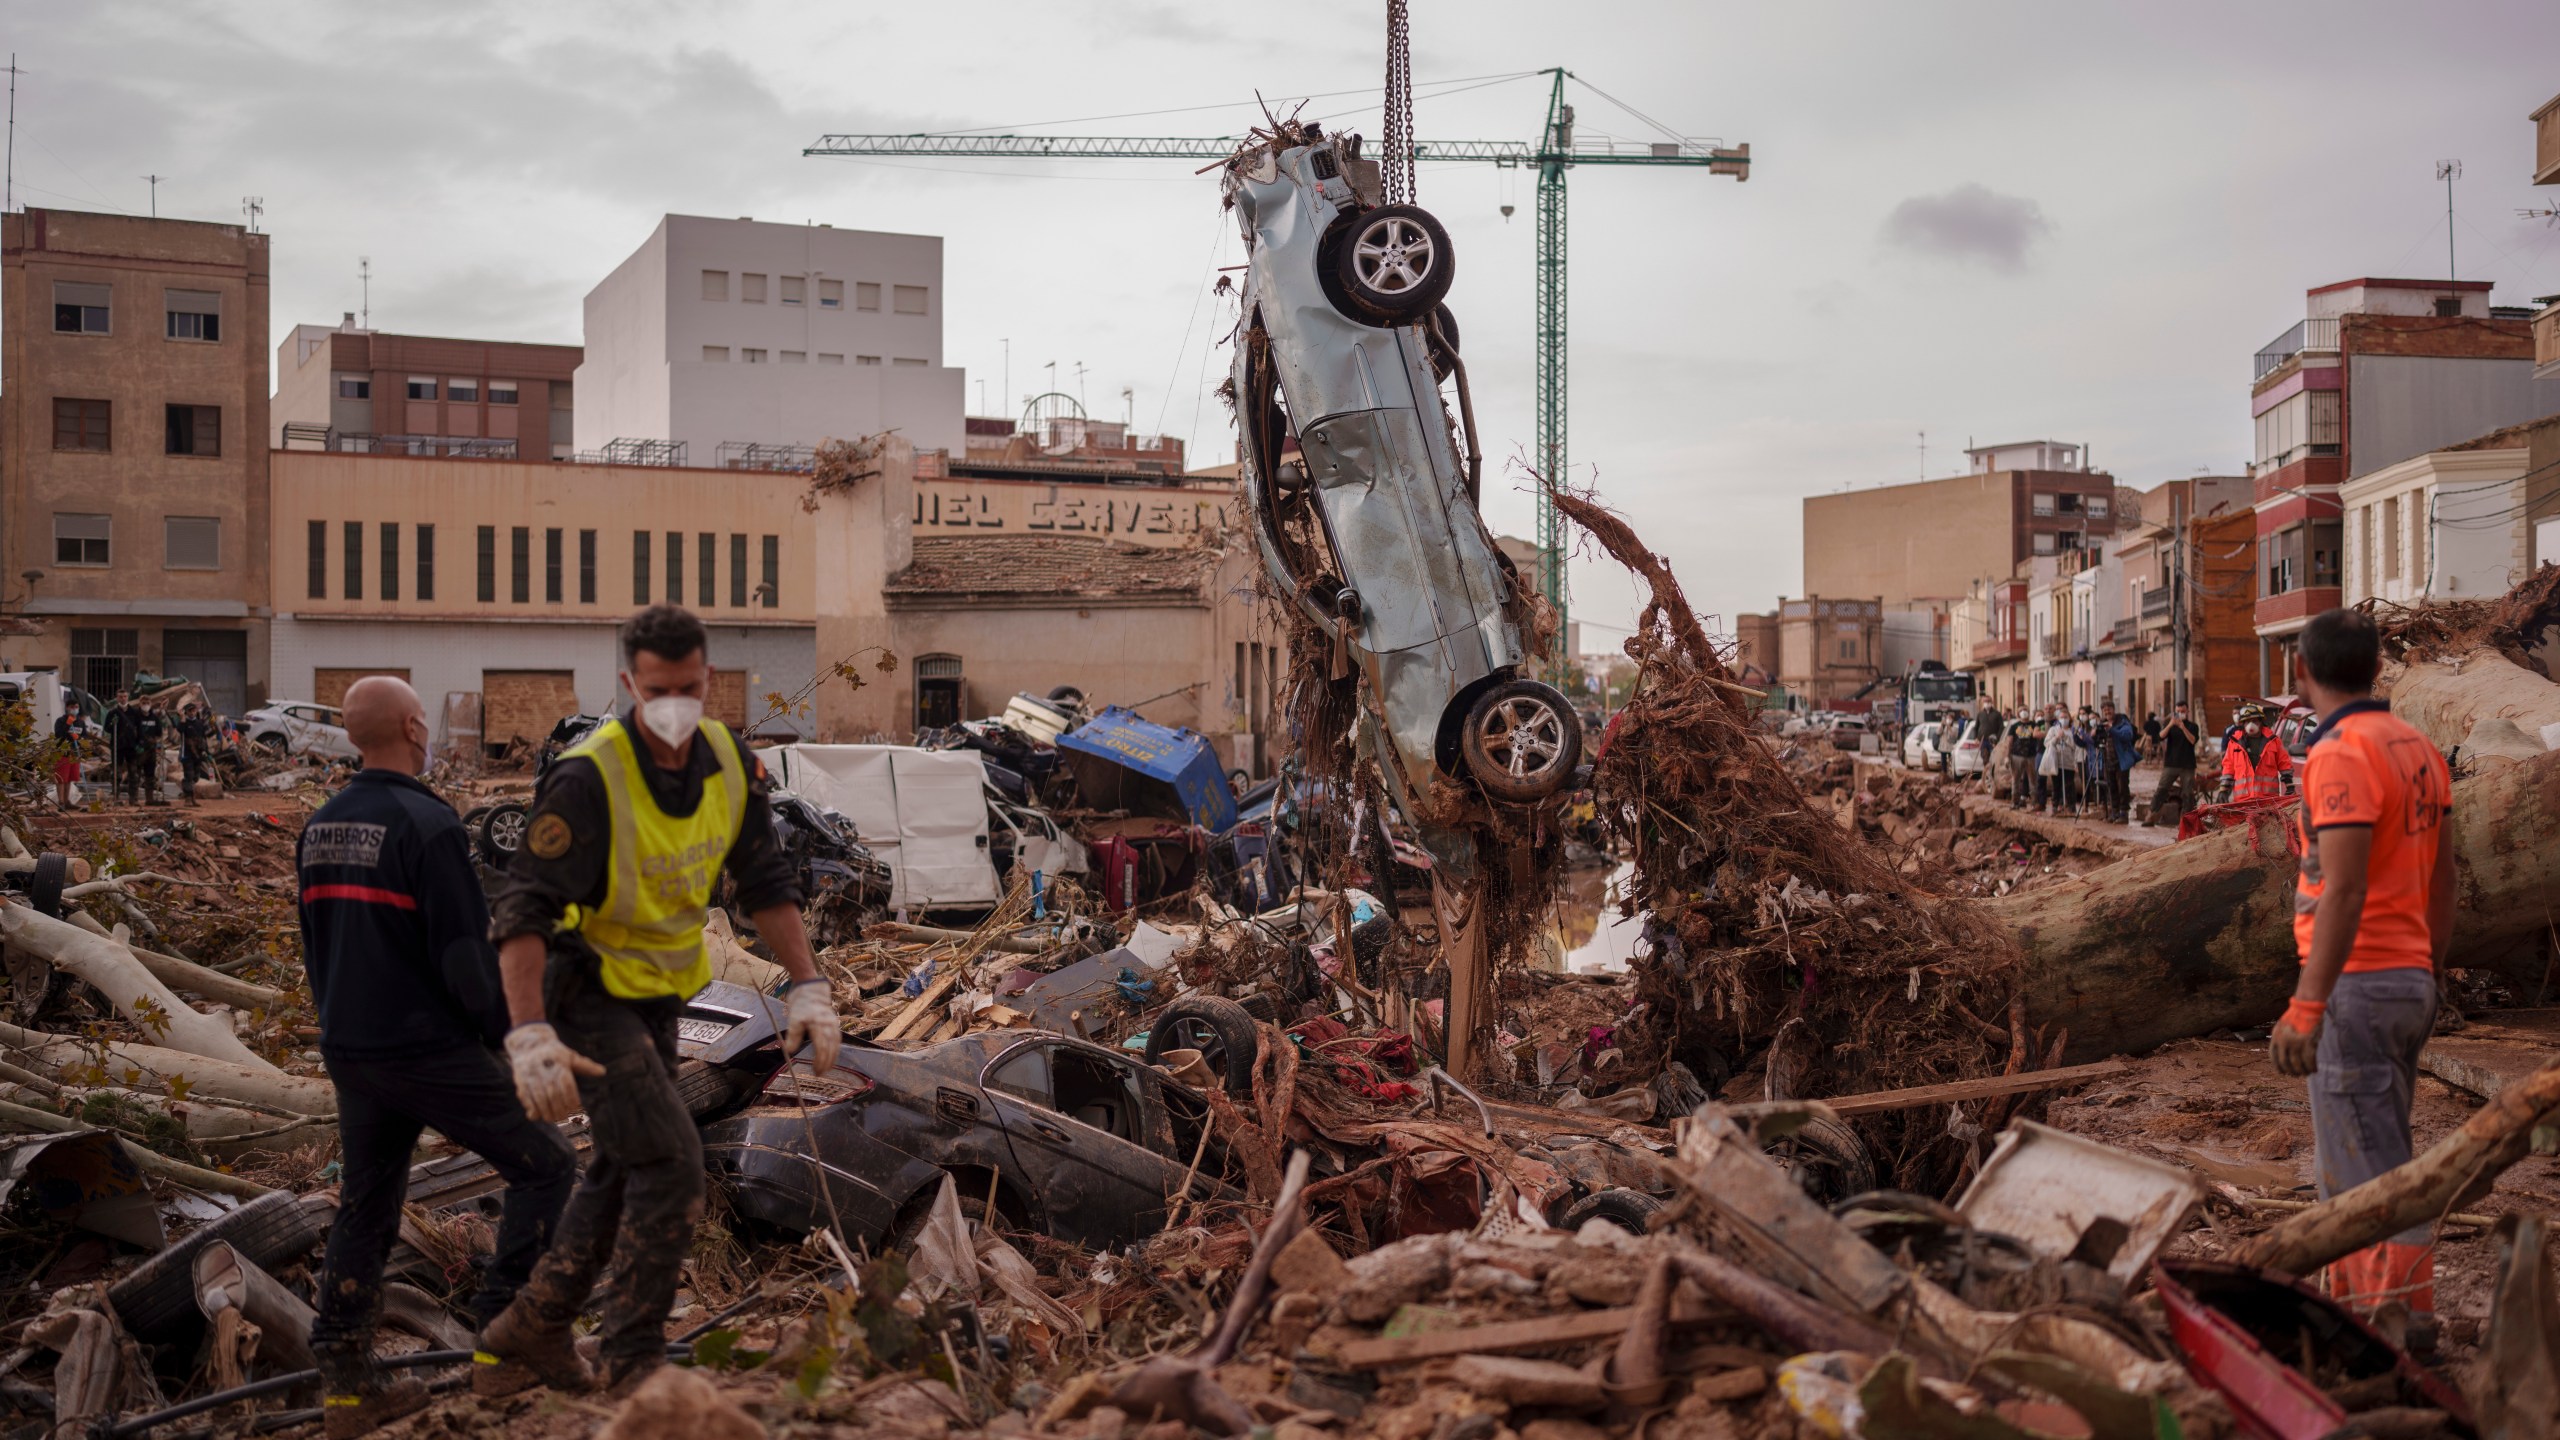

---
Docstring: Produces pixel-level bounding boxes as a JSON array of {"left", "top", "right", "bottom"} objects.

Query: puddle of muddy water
[{"left": 1549, "top": 860, "right": 1645, "bottom": 973}]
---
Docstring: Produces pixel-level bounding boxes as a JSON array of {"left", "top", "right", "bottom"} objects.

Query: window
[
  {"left": 702, "top": 346, "right": 730, "bottom": 363},
  {"left": 53, "top": 513, "right": 109, "bottom": 567},
  {"left": 511, "top": 526, "right": 530, "bottom": 604},
  {"left": 780, "top": 350, "right": 805, "bottom": 363},
  {"left": 164, "top": 404, "right": 221, "bottom": 456},
  {"left": 344, "top": 520, "right": 365, "bottom": 600},
  {"left": 477, "top": 526, "right": 497, "bottom": 603},
  {"left": 893, "top": 284, "right": 928, "bottom": 315},
  {"left": 2255, "top": 390, "right": 2342, "bottom": 469},
  {"left": 741, "top": 272, "right": 767, "bottom": 303},
  {"left": 698, "top": 532, "right": 716, "bottom": 607},
  {"left": 407, "top": 376, "right": 437, "bottom": 401},
  {"left": 856, "top": 355, "right": 881, "bottom": 366},
  {"left": 578, "top": 529, "right": 597, "bottom": 604},
  {"left": 2310, "top": 520, "right": 2342, "bottom": 589},
  {"left": 53, "top": 281, "right": 110, "bottom": 334},
  {"left": 819, "top": 278, "right": 843, "bottom": 309},
  {"left": 856, "top": 282, "right": 881, "bottom": 312},
  {"left": 893, "top": 357, "right": 927, "bottom": 367},
  {"left": 380, "top": 523, "right": 399, "bottom": 601},
  {"left": 489, "top": 380, "right": 519, "bottom": 405},
  {"left": 338, "top": 376, "right": 370, "bottom": 399},
  {"left": 701, "top": 269, "right": 729, "bottom": 301},
  {"left": 165, "top": 289, "right": 220, "bottom": 342},
  {"left": 417, "top": 524, "right": 436, "bottom": 601},
  {"left": 165, "top": 516, "right": 220, "bottom": 571},
  {"left": 818, "top": 353, "right": 844, "bottom": 365},
  {"left": 544, "top": 527, "right": 563, "bottom": 603},
  {"left": 2087, "top": 495, "right": 2111, "bottom": 518},
  {"left": 2382, "top": 496, "right": 2402, "bottom": 581},
  {"left": 307, "top": 520, "right": 326, "bottom": 598},
  {"left": 730, "top": 534, "right": 747, "bottom": 607},
  {"left": 781, "top": 275, "right": 806, "bottom": 306},
  {"left": 70, "top": 629, "right": 138, "bottom": 699},
  {"left": 2031, "top": 492, "right": 2057, "bottom": 517},
  {"left": 2032, "top": 532, "right": 2057, "bottom": 556},
  {"left": 761, "top": 534, "right": 779, "bottom": 607},
  {"left": 53, "top": 398, "right": 110, "bottom": 451},
  {"left": 632, "top": 532, "right": 652, "bottom": 603},
  {"left": 447, "top": 378, "right": 479, "bottom": 403},
  {"left": 742, "top": 348, "right": 766, "bottom": 364},
  {"left": 2057, "top": 493, "right": 2084, "bottom": 515},
  {"left": 665, "top": 531, "right": 683, "bottom": 604}
]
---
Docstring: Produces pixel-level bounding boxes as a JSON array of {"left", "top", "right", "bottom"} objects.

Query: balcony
[
  {"left": 2253, "top": 317, "right": 2341, "bottom": 381},
  {"left": 1972, "top": 635, "right": 2027, "bottom": 663},
  {"left": 2141, "top": 586, "right": 2173, "bottom": 628}
]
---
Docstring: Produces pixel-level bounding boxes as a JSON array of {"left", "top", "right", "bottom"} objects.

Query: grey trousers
[{"left": 2309, "top": 967, "right": 2438, "bottom": 1245}]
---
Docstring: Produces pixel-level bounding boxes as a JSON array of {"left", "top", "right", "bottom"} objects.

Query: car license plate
[{"left": 676, "top": 1018, "right": 734, "bottom": 1046}]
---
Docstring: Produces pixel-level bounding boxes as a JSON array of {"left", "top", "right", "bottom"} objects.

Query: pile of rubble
[{"left": 1786, "top": 755, "right": 2113, "bottom": 900}]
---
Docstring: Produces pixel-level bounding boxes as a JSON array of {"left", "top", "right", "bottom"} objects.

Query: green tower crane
[{"left": 804, "top": 70, "right": 1748, "bottom": 659}]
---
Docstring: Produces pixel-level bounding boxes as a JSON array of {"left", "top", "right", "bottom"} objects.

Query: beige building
[
  {"left": 270, "top": 441, "right": 1283, "bottom": 769},
  {"left": 273, "top": 318, "right": 581, "bottom": 459},
  {"left": 1773, "top": 596, "right": 1882, "bottom": 707},
  {"left": 2340, "top": 443, "right": 2535, "bottom": 609},
  {"left": 0, "top": 209, "right": 272, "bottom": 710},
  {"left": 1803, "top": 440, "right": 2120, "bottom": 610}
]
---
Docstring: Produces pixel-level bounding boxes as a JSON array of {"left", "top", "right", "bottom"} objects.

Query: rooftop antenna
[
  {"left": 4, "top": 55, "right": 21, "bottom": 214},
  {"left": 141, "top": 173, "right": 164, "bottom": 216},
  {"left": 359, "top": 256, "right": 370, "bottom": 327},
  {"left": 2437, "top": 159, "right": 2461, "bottom": 282},
  {"left": 1917, "top": 429, "right": 1926, "bottom": 481},
  {"left": 1074, "top": 360, "right": 1089, "bottom": 411},
  {"left": 1121, "top": 384, "right": 1134, "bottom": 428},
  {"left": 240, "top": 195, "right": 263, "bottom": 233}
]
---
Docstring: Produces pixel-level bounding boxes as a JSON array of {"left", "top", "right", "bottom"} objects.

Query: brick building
[
  {"left": 273, "top": 318, "right": 580, "bottom": 459},
  {"left": 0, "top": 209, "right": 271, "bottom": 711},
  {"left": 1803, "top": 440, "right": 2119, "bottom": 610}
]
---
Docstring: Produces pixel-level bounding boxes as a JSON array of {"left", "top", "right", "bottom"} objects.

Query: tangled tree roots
[{"left": 1548, "top": 482, "right": 2017, "bottom": 1187}]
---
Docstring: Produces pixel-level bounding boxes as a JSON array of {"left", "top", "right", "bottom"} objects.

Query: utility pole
[
  {"left": 359, "top": 256, "right": 371, "bottom": 327},
  {"left": 2438, "top": 159, "right": 2462, "bottom": 282},
  {"left": 141, "top": 173, "right": 164, "bottom": 216},
  {"left": 4, "top": 56, "right": 22, "bottom": 214},
  {"left": 240, "top": 196, "right": 263, "bottom": 233}
]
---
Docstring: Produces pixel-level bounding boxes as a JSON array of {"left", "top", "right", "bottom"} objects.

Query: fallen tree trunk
[
  {"left": 0, "top": 1019, "right": 334, "bottom": 1117},
  {"left": 0, "top": 1096, "right": 273, "bottom": 1199},
  {"left": 2228, "top": 1058, "right": 2560, "bottom": 1276},
  {"left": 63, "top": 910, "right": 283, "bottom": 1012},
  {"left": 2389, "top": 650, "right": 2560, "bottom": 765},
  {"left": 0, "top": 902, "right": 272, "bottom": 1071},
  {"left": 1995, "top": 744, "right": 2560, "bottom": 1060}
]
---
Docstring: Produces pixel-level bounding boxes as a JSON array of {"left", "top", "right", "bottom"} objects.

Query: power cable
[
  {"left": 1566, "top": 73, "right": 1692, "bottom": 144},
  {"left": 1155, "top": 208, "right": 1232, "bottom": 438}
]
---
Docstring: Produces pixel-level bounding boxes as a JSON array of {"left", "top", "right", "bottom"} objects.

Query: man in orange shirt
[{"left": 2267, "top": 609, "right": 2455, "bottom": 1349}]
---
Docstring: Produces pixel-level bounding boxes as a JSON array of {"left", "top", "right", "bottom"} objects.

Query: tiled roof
[{"left": 884, "top": 534, "right": 1214, "bottom": 601}]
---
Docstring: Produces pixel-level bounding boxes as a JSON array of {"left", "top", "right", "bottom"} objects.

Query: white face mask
[{"left": 624, "top": 674, "right": 704, "bottom": 747}]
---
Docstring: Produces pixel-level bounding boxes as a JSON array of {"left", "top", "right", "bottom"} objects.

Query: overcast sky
[{"left": 11, "top": 0, "right": 2560, "bottom": 641}]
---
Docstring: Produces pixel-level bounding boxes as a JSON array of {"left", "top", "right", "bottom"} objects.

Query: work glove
[
  {"left": 2270, "top": 996, "right": 2325, "bottom": 1078},
  {"left": 505, "top": 1022, "right": 605, "bottom": 1123},
  {"left": 784, "top": 979, "right": 844, "bottom": 1074}
]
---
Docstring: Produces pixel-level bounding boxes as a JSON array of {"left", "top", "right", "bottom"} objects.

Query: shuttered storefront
[{"left": 481, "top": 670, "right": 579, "bottom": 747}]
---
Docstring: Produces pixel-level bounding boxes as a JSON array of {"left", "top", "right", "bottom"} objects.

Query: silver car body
[{"left": 1226, "top": 140, "right": 1526, "bottom": 833}]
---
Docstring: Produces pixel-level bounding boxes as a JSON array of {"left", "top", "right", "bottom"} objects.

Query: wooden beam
[
  {"left": 1819, "top": 1059, "right": 2128, "bottom": 1117},
  {"left": 874, "top": 971, "right": 959, "bottom": 1042},
  {"left": 1333, "top": 1299, "right": 1731, "bottom": 1368}
]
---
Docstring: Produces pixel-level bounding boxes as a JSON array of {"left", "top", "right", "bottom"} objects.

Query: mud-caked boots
[
  {"left": 472, "top": 1298, "right": 594, "bottom": 1398},
  {"left": 317, "top": 1345, "right": 430, "bottom": 1440}
]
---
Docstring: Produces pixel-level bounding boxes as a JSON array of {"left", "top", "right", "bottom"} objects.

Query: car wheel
[
  {"left": 1335, "top": 203, "right": 1455, "bottom": 322},
  {"left": 477, "top": 802, "right": 530, "bottom": 868},
  {"left": 1459, "top": 679, "right": 1584, "bottom": 803},
  {"left": 1046, "top": 684, "right": 1087, "bottom": 710},
  {"left": 1764, "top": 1115, "right": 1877, "bottom": 1206},
  {"left": 1556, "top": 1187, "right": 1664, "bottom": 1235},
  {"left": 1426, "top": 303, "right": 1460, "bottom": 380},
  {"left": 252, "top": 731, "right": 288, "bottom": 754},
  {"left": 1144, "top": 995, "right": 1260, "bottom": 1093}
]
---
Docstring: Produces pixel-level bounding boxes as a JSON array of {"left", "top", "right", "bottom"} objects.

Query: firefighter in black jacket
[{"left": 295, "top": 677, "right": 576, "bottom": 1438}]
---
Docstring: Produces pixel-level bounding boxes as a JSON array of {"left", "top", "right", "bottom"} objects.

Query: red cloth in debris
[
  {"left": 1289, "top": 1019, "right": 1422, "bottom": 1101},
  {"left": 2324, "top": 1240, "right": 2435, "bottom": 1319}
]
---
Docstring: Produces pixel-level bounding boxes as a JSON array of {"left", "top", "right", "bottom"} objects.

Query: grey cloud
[{"left": 1879, "top": 183, "right": 2053, "bottom": 273}]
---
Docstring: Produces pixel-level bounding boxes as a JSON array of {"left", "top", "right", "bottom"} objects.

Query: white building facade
[
  {"left": 2340, "top": 444, "right": 2532, "bottom": 608},
  {"left": 574, "top": 215, "right": 966, "bottom": 465}
]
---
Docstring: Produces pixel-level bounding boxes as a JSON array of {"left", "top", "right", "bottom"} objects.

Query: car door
[{"left": 978, "top": 1036, "right": 1186, "bottom": 1248}]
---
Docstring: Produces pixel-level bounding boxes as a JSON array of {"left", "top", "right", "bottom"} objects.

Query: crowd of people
[
  {"left": 42, "top": 689, "right": 232, "bottom": 809},
  {"left": 1948, "top": 693, "right": 2299, "bottom": 829}
]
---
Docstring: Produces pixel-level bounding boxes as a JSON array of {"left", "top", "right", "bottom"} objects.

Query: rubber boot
[
  {"left": 317, "top": 1347, "right": 430, "bottom": 1440},
  {"left": 473, "top": 1300, "right": 594, "bottom": 1398}
]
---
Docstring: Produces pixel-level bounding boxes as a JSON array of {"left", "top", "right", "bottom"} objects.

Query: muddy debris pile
[{"left": 1786, "top": 755, "right": 2109, "bottom": 900}]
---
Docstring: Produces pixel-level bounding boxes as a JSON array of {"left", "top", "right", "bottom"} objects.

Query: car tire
[
  {"left": 1765, "top": 1115, "right": 1877, "bottom": 1206},
  {"left": 110, "top": 1191, "right": 336, "bottom": 1341},
  {"left": 1459, "top": 679, "right": 1584, "bottom": 803},
  {"left": 1045, "top": 685, "right": 1087, "bottom": 710},
  {"left": 1334, "top": 204, "right": 1455, "bottom": 322},
  {"left": 1144, "top": 995, "right": 1260, "bottom": 1093},
  {"left": 1556, "top": 1187, "right": 1664, "bottom": 1235},
  {"left": 476, "top": 802, "right": 530, "bottom": 868},
  {"left": 252, "top": 731, "right": 287, "bottom": 753}
]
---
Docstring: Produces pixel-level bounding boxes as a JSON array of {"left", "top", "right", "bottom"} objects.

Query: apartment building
[
  {"left": 1772, "top": 596, "right": 1882, "bottom": 707},
  {"left": 2097, "top": 476, "right": 2252, "bottom": 725},
  {"left": 2245, "top": 275, "right": 2560, "bottom": 687},
  {"left": 273, "top": 318, "right": 580, "bottom": 459},
  {"left": 1948, "top": 577, "right": 2029, "bottom": 711},
  {"left": 575, "top": 215, "right": 965, "bottom": 466},
  {"left": 1804, "top": 440, "right": 2119, "bottom": 611},
  {"left": 0, "top": 209, "right": 271, "bottom": 712},
  {"left": 2339, "top": 421, "right": 2545, "bottom": 609}
]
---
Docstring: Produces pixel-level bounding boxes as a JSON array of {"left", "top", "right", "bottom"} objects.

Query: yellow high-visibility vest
[{"left": 559, "top": 716, "right": 746, "bottom": 1001}]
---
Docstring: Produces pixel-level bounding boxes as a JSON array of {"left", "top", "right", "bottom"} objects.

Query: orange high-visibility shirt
[{"left": 2292, "top": 701, "right": 2452, "bottom": 974}]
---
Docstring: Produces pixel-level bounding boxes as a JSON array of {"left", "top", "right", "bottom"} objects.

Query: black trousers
[
  {"left": 310, "top": 1044, "right": 576, "bottom": 1357},
  {"left": 513, "top": 957, "right": 701, "bottom": 1372},
  {"left": 113, "top": 748, "right": 146, "bottom": 803}
]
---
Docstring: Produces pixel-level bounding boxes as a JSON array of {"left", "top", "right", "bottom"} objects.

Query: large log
[
  {"left": 0, "top": 901, "right": 273, "bottom": 1071},
  {"left": 65, "top": 909, "right": 284, "bottom": 1012},
  {"left": 1995, "top": 745, "right": 2560, "bottom": 1060},
  {"left": 2389, "top": 651, "right": 2560, "bottom": 765},
  {"left": 0, "top": 1019, "right": 335, "bottom": 1117}
]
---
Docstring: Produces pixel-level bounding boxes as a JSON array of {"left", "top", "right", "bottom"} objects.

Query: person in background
[
  {"left": 107, "top": 691, "right": 148, "bottom": 807},
  {"left": 51, "top": 706, "right": 88, "bottom": 810},
  {"left": 2036, "top": 708, "right": 2071, "bottom": 815},
  {"left": 298, "top": 677, "right": 576, "bottom": 1436},
  {"left": 1975, "top": 706, "right": 2006, "bottom": 787},
  {"left": 2102, "top": 700, "right": 2139, "bottom": 823},
  {"left": 2149, "top": 700, "right": 2202, "bottom": 828},
  {"left": 2009, "top": 713, "right": 2041, "bottom": 807},
  {"left": 2218, "top": 703, "right": 2294, "bottom": 804},
  {"left": 2141, "top": 708, "right": 2164, "bottom": 762},
  {"left": 2266, "top": 609, "right": 2453, "bottom": 1351},
  {"left": 177, "top": 704, "right": 213, "bottom": 806}
]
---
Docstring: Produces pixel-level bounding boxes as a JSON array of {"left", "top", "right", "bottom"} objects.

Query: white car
[
  {"left": 1944, "top": 718, "right": 1986, "bottom": 778},
  {"left": 241, "top": 700, "right": 359, "bottom": 760},
  {"left": 1901, "top": 721, "right": 1942, "bottom": 770}
]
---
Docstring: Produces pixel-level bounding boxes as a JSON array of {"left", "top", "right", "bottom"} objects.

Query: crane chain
[{"left": 1383, "top": 0, "right": 1415, "bottom": 204}]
